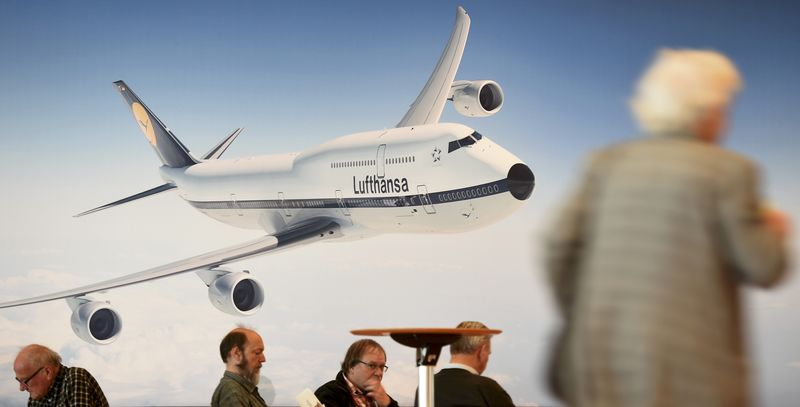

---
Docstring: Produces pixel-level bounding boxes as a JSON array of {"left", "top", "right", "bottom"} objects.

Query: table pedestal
[{"left": 351, "top": 327, "right": 501, "bottom": 407}]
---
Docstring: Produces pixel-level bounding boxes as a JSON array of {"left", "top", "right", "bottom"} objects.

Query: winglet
[
  {"left": 114, "top": 81, "right": 198, "bottom": 168},
  {"left": 396, "top": 6, "right": 470, "bottom": 128}
]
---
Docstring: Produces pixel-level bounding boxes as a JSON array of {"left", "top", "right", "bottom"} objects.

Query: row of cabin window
[{"left": 330, "top": 156, "right": 416, "bottom": 169}]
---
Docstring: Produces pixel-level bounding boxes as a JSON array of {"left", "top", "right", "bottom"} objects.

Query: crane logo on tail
[{"left": 132, "top": 102, "right": 157, "bottom": 146}]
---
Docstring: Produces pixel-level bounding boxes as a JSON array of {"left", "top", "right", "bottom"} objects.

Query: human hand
[
  {"left": 763, "top": 208, "right": 790, "bottom": 239},
  {"left": 363, "top": 378, "right": 391, "bottom": 407}
]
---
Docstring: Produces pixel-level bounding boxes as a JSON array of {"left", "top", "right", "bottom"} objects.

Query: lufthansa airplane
[{"left": 0, "top": 6, "right": 534, "bottom": 344}]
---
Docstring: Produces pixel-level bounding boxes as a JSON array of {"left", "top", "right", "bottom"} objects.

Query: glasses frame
[
  {"left": 356, "top": 360, "right": 389, "bottom": 373},
  {"left": 16, "top": 366, "right": 44, "bottom": 387}
]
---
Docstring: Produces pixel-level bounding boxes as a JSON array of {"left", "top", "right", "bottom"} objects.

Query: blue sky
[{"left": 0, "top": 1, "right": 798, "bottom": 406}]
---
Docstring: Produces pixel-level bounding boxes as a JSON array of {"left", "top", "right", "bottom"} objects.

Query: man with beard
[
  {"left": 315, "top": 339, "right": 399, "bottom": 407},
  {"left": 212, "top": 327, "right": 268, "bottom": 407}
]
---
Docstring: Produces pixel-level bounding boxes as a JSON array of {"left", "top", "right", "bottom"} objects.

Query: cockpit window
[{"left": 448, "top": 131, "right": 483, "bottom": 153}]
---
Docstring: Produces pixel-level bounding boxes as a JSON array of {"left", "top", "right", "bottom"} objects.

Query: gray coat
[{"left": 545, "top": 134, "right": 787, "bottom": 407}]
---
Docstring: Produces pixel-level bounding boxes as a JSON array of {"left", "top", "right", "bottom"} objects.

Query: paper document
[{"left": 296, "top": 388, "right": 323, "bottom": 407}]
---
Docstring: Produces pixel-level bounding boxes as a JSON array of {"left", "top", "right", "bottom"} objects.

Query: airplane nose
[{"left": 507, "top": 163, "right": 534, "bottom": 200}]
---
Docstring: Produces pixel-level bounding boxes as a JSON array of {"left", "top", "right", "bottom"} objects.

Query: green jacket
[{"left": 211, "top": 371, "right": 268, "bottom": 407}]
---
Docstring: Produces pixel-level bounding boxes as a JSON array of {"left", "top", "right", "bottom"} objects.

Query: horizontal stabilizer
[
  {"left": 74, "top": 183, "right": 176, "bottom": 217},
  {"left": 202, "top": 128, "right": 243, "bottom": 160}
]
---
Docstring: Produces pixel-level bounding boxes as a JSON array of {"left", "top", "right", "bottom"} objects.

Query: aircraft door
[
  {"left": 278, "top": 192, "right": 292, "bottom": 218},
  {"left": 417, "top": 185, "right": 436, "bottom": 214},
  {"left": 335, "top": 189, "right": 350, "bottom": 216},
  {"left": 376, "top": 144, "right": 386, "bottom": 178}
]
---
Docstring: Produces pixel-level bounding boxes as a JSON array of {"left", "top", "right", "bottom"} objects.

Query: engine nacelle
[
  {"left": 68, "top": 298, "right": 122, "bottom": 345},
  {"left": 207, "top": 271, "right": 265, "bottom": 316},
  {"left": 451, "top": 80, "right": 504, "bottom": 118}
]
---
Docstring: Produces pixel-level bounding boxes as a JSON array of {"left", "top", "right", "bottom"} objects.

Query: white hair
[
  {"left": 450, "top": 321, "right": 491, "bottom": 355},
  {"left": 630, "top": 49, "right": 742, "bottom": 135}
]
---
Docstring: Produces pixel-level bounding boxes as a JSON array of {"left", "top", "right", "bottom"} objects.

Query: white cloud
[{"left": 0, "top": 268, "right": 79, "bottom": 296}]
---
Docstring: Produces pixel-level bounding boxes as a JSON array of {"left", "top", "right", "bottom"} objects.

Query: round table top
[
  {"left": 352, "top": 327, "right": 502, "bottom": 348},
  {"left": 351, "top": 327, "right": 502, "bottom": 336},
  {"left": 352, "top": 327, "right": 503, "bottom": 362}
]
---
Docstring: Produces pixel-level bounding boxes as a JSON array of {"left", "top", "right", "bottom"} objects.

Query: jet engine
[
  {"left": 450, "top": 80, "right": 504, "bottom": 117},
  {"left": 68, "top": 297, "right": 122, "bottom": 345},
  {"left": 202, "top": 269, "right": 265, "bottom": 316}
]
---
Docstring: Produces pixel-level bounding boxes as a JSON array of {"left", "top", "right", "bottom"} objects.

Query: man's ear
[
  {"left": 479, "top": 343, "right": 490, "bottom": 359},
  {"left": 229, "top": 346, "right": 243, "bottom": 363},
  {"left": 43, "top": 364, "right": 54, "bottom": 379},
  {"left": 345, "top": 364, "right": 357, "bottom": 380}
]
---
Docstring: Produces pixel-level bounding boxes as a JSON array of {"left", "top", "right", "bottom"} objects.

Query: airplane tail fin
[
  {"left": 74, "top": 124, "right": 243, "bottom": 217},
  {"left": 114, "top": 80, "right": 198, "bottom": 168}
]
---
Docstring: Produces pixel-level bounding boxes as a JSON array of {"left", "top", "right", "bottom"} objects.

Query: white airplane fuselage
[{"left": 161, "top": 123, "right": 532, "bottom": 239}]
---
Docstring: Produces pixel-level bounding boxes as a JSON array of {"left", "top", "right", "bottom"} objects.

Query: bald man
[
  {"left": 211, "top": 327, "right": 268, "bottom": 407},
  {"left": 13, "top": 344, "right": 108, "bottom": 407}
]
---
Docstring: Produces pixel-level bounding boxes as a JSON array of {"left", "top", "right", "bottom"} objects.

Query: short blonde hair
[{"left": 630, "top": 49, "right": 742, "bottom": 135}]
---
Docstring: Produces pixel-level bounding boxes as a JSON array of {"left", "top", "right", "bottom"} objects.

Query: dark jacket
[
  {"left": 315, "top": 371, "right": 399, "bottom": 407},
  {"left": 414, "top": 367, "right": 514, "bottom": 407},
  {"left": 211, "top": 371, "right": 268, "bottom": 407}
]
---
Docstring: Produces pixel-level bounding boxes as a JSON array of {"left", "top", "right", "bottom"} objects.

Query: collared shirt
[
  {"left": 315, "top": 371, "right": 399, "bottom": 407},
  {"left": 29, "top": 364, "right": 108, "bottom": 407},
  {"left": 211, "top": 371, "right": 268, "bottom": 407},
  {"left": 342, "top": 373, "right": 375, "bottom": 407},
  {"left": 439, "top": 362, "right": 479, "bottom": 375}
]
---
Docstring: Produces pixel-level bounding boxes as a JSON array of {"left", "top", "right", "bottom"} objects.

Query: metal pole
[
  {"left": 418, "top": 362, "right": 435, "bottom": 407},
  {"left": 416, "top": 346, "right": 438, "bottom": 407}
]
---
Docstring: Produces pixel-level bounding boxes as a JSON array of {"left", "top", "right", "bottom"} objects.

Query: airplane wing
[
  {"left": 0, "top": 218, "right": 340, "bottom": 308},
  {"left": 396, "top": 6, "right": 471, "bottom": 128}
]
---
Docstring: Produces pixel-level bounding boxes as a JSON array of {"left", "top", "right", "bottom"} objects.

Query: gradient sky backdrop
[{"left": 1, "top": 1, "right": 798, "bottom": 406}]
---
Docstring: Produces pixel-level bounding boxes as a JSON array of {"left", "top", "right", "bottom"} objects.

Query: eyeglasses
[
  {"left": 356, "top": 360, "right": 389, "bottom": 373},
  {"left": 16, "top": 366, "right": 44, "bottom": 387}
]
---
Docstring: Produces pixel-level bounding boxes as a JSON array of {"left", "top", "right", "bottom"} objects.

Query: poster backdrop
[{"left": 1, "top": 2, "right": 798, "bottom": 406}]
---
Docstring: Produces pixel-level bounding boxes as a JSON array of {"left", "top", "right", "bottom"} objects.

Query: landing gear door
[
  {"left": 335, "top": 189, "right": 350, "bottom": 216},
  {"left": 417, "top": 185, "right": 436, "bottom": 214}
]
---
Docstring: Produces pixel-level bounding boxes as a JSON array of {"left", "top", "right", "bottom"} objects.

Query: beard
[{"left": 237, "top": 358, "right": 260, "bottom": 385}]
